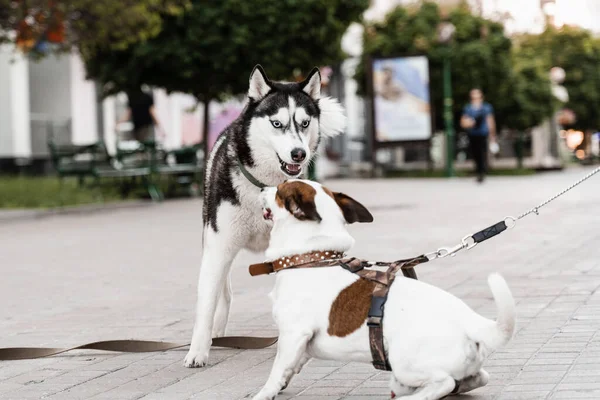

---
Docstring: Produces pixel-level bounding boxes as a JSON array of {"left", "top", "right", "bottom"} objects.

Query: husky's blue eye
[
  {"left": 271, "top": 120, "right": 282, "bottom": 128},
  {"left": 301, "top": 120, "right": 310, "bottom": 128}
]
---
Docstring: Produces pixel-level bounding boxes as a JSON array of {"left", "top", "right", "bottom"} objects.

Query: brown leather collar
[{"left": 249, "top": 250, "right": 345, "bottom": 276}]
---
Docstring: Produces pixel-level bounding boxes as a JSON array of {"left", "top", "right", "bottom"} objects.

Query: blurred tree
[
  {"left": 502, "top": 58, "right": 555, "bottom": 133},
  {"left": 355, "top": 1, "right": 553, "bottom": 132},
  {"left": 500, "top": 59, "right": 555, "bottom": 167},
  {"left": 84, "top": 0, "right": 369, "bottom": 140},
  {"left": 514, "top": 26, "right": 600, "bottom": 132},
  {"left": 0, "top": 0, "right": 190, "bottom": 60}
]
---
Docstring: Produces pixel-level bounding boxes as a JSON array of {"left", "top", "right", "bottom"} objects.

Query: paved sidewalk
[
  {"left": 1, "top": 167, "right": 599, "bottom": 400},
  {"left": 0, "top": 201, "right": 151, "bottom": 224}
]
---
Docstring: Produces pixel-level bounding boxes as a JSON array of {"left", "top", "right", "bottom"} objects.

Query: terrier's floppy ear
[
  {"left": 248, "top": 65, "right": 272, "bottom": 101},
  {"left": 333, "top": 192, "right": 373, "bottom": 224},
  {"left": 300, "top": 67, "right": 321, "bottom": 100},
  {"left": 276, "top": 181, "right": 322, "bottom": 222}
]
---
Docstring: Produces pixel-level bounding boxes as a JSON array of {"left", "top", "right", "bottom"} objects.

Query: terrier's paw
[{"left": 183, "top": 349, "right": 209, "bottom": 368}]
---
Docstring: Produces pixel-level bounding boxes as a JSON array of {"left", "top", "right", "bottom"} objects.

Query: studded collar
[{"left": 249, "top": 250, "right": 345, "bottom": 276}]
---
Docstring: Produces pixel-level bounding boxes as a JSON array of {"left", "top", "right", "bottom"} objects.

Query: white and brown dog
[{"left": 253, "top": 179, "right": 516, "bottom": 400}]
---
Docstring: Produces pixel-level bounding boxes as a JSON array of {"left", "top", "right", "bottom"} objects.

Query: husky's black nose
[{"left": 291, "top": 148, "right": 306, "bottom": 162}]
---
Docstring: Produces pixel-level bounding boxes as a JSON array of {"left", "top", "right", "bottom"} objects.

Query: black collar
[
  {"left": 237, "top": 158, "right": 267, "bottom": 189},
  {"left": 220, "top": 133, "right": 267, "bottom": 189}
]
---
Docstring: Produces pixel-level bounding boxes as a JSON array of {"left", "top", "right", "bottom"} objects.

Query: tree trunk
[
  {"left": 516, "top": 130, "right": 524, "bottom": 170},
  {"left": 202, "top": 99, "right": 210, "bottom": 159}
]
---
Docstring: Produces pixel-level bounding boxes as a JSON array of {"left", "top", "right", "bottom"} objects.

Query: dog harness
[
  {"left": 249, "top": 250, "right": 426, "bottom": 371},
  {"left": 250, "top": 252, "right": 462, "bottom": 394}
]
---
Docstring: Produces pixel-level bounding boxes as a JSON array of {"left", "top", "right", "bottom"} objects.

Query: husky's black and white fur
[{"left": 184, "top": 65, "right": 346, "bottom": 367}]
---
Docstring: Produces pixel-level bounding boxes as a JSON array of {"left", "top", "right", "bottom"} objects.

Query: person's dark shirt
[
  {"left": 462, "top": 102, "right": 493, "bottom": 136},
  {"left": 129, "top": 92, "right": 154, "bottom": 130}
]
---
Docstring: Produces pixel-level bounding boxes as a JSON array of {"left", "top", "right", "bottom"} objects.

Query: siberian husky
[{"left": 184, "top": 65, "right": 346, "bottom": 367}]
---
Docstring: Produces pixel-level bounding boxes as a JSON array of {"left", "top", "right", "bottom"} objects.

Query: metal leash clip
[
  {"left": 426, "top": 216, "right": 519, "bottom": 261},
  {"left": 426, "top": 235, "right": 477, "bottom": 260}
]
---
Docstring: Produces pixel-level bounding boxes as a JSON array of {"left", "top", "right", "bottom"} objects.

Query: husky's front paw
[
  {"left": 251, "top": 392, "right": 275, "bottom": 400},
  {"left": 183, "top": 349, "right": 209, "bottom": 368}
]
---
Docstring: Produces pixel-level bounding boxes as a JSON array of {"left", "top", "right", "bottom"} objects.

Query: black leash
[{"left": 427, "top": 166, "right": 600, "bottom": 260}]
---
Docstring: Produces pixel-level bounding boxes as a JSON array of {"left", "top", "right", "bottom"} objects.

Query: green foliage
[
  {"left": 0, "top": 0, "right": 190, "bottom": 60},
  {"left": 355, "top": 1, "right": 553, "bottom": 131},
  {"left": 85, "top": 0, "right": 369, "bottom": 101},
  {"left": 514, "top": 26, "right": 600, "bottom": 131},
  {"left": 500, "top": 61, "right": 554, "bottom": 131}
]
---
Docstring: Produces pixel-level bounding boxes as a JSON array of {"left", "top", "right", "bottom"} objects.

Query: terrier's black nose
[{"left": 291, "top": 148, "right": 306, "bottom": 162}]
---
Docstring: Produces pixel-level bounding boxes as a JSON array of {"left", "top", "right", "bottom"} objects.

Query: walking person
[
  {"left": 118, "top": 86, "right": 164, "bottom": 143},
  {"left": 460, "top": 88, "right": 497, "bottom": 183}
]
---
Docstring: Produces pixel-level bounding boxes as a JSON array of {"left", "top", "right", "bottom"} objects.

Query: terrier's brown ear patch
[
  {"left": 327, "top": 278, "right": 376, "bottom": 337},
  {"left": 275, "top": 181, "right": 322, "bottom": 222}
]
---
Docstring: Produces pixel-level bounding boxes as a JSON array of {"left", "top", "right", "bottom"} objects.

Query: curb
[{"left": 0, "top": 200, "right": 154, "bottom": 224}]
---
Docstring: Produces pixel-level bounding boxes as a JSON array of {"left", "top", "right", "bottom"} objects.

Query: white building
[
  {"left": 0, "top": 45, "right": 30, "bottom": 164},
  {"left": 0, "top": 47, "right": 211, "bottom": 173}
]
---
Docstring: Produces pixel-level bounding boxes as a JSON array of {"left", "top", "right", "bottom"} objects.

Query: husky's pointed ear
[
  {"left": 301, "top": 67, "right": 321, "bottom": 100},
  {"left": 332, "top": 192, "right": 373, "bottom": 224},
  {"left": 248, "top": 65, "right": 272, "bottom": 101}
]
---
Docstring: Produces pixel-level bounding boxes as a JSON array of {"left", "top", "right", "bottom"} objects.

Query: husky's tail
[{"left": 478, "top": 274, "right": 516, "bottom": 351}]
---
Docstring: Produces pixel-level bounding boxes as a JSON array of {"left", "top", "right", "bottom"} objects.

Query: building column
[
  {"left": 102, "top": 97, "right": 117, "bottom": 155},
  {"left": 0, "top": 45, "right": 31, "bottom": 160},
  {"left": 69, "top": 53, "right": 98, "bottom": 144}
]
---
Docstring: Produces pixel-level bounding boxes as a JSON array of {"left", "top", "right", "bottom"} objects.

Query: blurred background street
[
  {"left": 1, "top": 0, "right": 600, "bottom": 199},
  {"left": 2, "top": 0, "right": 600, "bottom": 399}
]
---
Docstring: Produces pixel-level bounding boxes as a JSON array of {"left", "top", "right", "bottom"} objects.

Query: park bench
[
  {"left": 48, "top": 138, "right": 156, "bottom": 199},
  {"left": 110, "top": 139, "right": 204, "bottom": 198},
  {"left": 48, "top": 139, "right": 203, "bottom": 201},
  {"left": 157, "top": 143, "right": 204, "bottom": 197},
  {"left": 48, "top": 140, "right": 110, "bottom": 185},
  {"left": 113, "top": 139, "right": 204, "bottom": 198}
]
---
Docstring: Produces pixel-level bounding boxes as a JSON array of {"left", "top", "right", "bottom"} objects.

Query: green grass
[
  {"left": 0, "top": 174, "right": 201, "bottom": 209},
  {"left": 383, "top": 168, "right": 536, "bottom": 179},
  {"left": 0, "top": 176, "right": 129, "bottom": 209}
]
